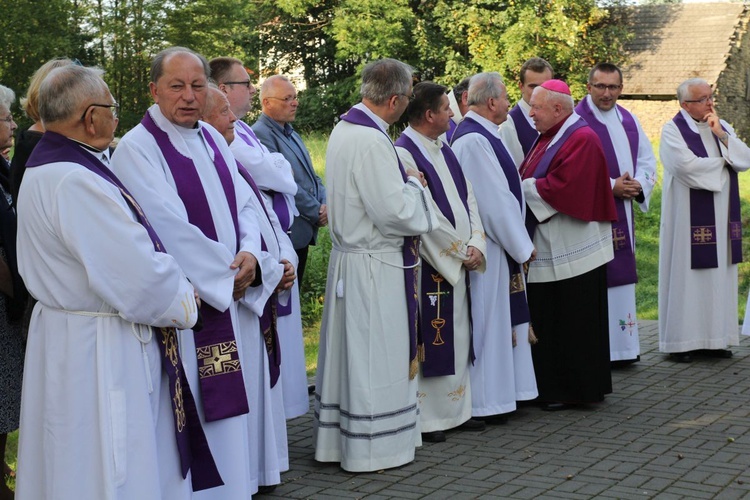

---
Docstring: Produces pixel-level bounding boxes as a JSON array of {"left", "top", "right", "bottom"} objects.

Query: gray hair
[
  {"left": 38, "top": 65, "right": 107, "bottom": 124},
  {"left": 0, "top": 85, "right": 15, "bottom": 113},
  {"left": 467, "top": 72, "right": 504, "bottom": 106},
  {"left": 677, "top": 78, "right": 708, "bottom": 104},
  {"left": 259, "top": 74, "right": 292, "bottom": 100},
  {"left": 151, "top": 47, "right": 210, "bottom": 84},
  {"left": 532, "top": 86, "right": 574, "bottom": 112},
  {"left": 360, "top": 58, "right": 413, "bottom": 106}
]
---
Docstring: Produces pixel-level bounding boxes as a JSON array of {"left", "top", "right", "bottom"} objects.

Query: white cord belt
[{"left": 48, "top": 308, "right": 155, "bottom": 393}]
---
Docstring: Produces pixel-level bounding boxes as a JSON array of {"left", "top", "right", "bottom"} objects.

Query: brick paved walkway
[{"left": 265, "top": 321, "right": 750, "bottom": 499}]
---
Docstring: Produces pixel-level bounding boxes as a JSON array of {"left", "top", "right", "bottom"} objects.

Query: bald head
[{"left": 260, "top": 75, "right": 299, "bottom": 125}]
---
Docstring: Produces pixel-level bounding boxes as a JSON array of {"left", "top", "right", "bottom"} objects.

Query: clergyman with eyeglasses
[
  {"left": 252, "top": 75, "right": 327, "bottom": 286},
  {"left": 658, "top": 78, "right": 750, "bottom": 363},
  {"left": 575, "top": 62, "right": 658, "bottom": 367}
]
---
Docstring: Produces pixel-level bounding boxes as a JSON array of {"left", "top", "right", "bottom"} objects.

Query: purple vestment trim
[
  {"left": 672, "top": 112, "right": 742, "bottom": 268},
  {"left": 339, "top": 106, "right": 422, "bottom": 371},
  {"left": 235, "top": 161, "right": 284, "bottom": 385},
  {"left": 576, "top": 99, "right": 638, "bottom": 287},
  {"left": 522, "top": 118, "right": 588, "bottom": 240},
  {"left": 395, "top": 132, "right": 476, "bottom": 377},
  {"left": 445, "top": 118, "right": 458, "bottom": 143},
  {"left": 27, "top": 131, "right": 223, "bottom": 491},
  {"left": 452, "top": 118, "right": 531, "bottom": 327},
  {"left": 141, "top": 111, "right": 250, "bottom": 422},
  {"left": 509, "top": 105, "right": 539, "bottom": 157}
]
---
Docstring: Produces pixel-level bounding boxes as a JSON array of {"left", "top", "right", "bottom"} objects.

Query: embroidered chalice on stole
[{"left": 427, "top": 273, "right": 450, "bottom": 346}]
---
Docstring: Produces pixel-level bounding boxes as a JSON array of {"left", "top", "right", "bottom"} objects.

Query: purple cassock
[
  {"left": 339, "top": 106, "right": 422, "bottom": 377},
  {"left": 26, "top": 131, "right": 223, "bottom": 491},
  {"left": 451, "top": 117, "right": 530, "bottom": 328},
  {"left": 671, "top": 112, "right": 742, "bottom": 269},
  {"left": 394, "top": 132, "right": 475, "bottom": 377}
]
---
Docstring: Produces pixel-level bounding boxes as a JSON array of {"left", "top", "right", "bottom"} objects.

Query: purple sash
[
  {"left": 445, "top": 118, "right": 458, "bottom": 143},
  {"left": 672, "top": 112, "right": 742, "bottom": 268},
  {"left": 576, "top": 99, "right": 638, "bottom": 287},
  {"left": 339, "top": 106, "right": 422, "bottom": 376},
  {"left": 141, "top": 111, "right": 250, "bottom": 422},
  {"left": 509, "top": 104, "right": 539, "bottom": 157},
  {"left": 394, "top": 132, "right": 476, "bottom": 377},
  {"left": 523, "top": 118, "right": 588, "bottom": 239},
  {"left": 26, "top": 131, "right": 223, "bottom": 491},
  {"left": 452, "top": 118, "right": 531, "bottom": 327},
  {"left": 235, "top": 161, "right": 283, "bottom": 385}
]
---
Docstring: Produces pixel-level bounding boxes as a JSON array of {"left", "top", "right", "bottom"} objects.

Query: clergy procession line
[{"left": 0, "top": 48, "right": 748, "bottom": 500}]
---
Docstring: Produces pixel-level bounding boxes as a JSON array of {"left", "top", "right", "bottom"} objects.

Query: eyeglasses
[
  {"left": 684, "top": 95, "right": 714, "bottom": 105},
  {"left": 225, "top": 80, "right": 252, "bottom": 88},
  {"left": 0, "top": 114, "right": 14, "bottom": 123},
  {"left": 591, "top": 83, "right": 622, "bottom": 92},
  {"left": 80, "top": 102, "right": 119, "bottom": 121},
  {"left": 399, "top": 93, "right": 415, "bottom": 101},
  {"left": 267, "top": 95, "right": 298, "bottom": 103}
]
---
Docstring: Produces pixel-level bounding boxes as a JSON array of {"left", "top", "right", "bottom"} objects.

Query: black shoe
[
  {"left": 422, "top": 431, "right": 446, "bottom": 442},
  {"left": 458, "top": 418, "right": 486, "bottom": 431},
  {"left": 696, "top": 349, "right": 733, "bottom": 359},
  {"left": 611, "top": 356, "right": 639, "bottom": 368},
  {"left": 669, "top": 352, "right": 692, "bottom": 363},
  {"left": 541, "top": 402, "right": 574, "bottom": 412},
  {"left": 257, "top": 484, "right": 278, "bottom": 495},
  {"left": 475, "top": 414, "right": 509, "bottom": 425}
]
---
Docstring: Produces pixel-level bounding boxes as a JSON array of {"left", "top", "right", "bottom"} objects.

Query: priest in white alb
[
  {"left": 313, "top": 58, "right": 438, "bottom": 472},
  {"left": 16, "top": 65, "right": 216, "bottom": 500},
  {"left": 395, "top": 81, "right": 487, "bottom": 443},
  {"left": 111, "top": 47, "right": 287, "bottom": 498},
  {"left": 451, "top": 72, "right": 538, "bottom": 422},
  {"left": 576, "top": 63, "right": 657, "bottom": 364},
  {"left": 659, "top": 78, "right": 750, "bottom": 363},
  {"left": 210, "top": 56, "right": 309, "bottom": 421}
]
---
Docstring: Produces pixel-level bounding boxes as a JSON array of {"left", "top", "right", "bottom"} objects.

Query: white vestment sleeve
[
  {"left": 55, "top": 169, "right": 197, "bottom": 328},
  {"left": 356, "top": 138, "right": 439, "bottom": 237},
  {"left": 454, "top": 134, "right": 534, "bottom": 264},
  {"left": 632, "top": 115, "right": 657, "bottom": 212},
  {"left": 111, "top": 136, "right": 237, "bottom": 312},
  {"left": 659, "top": 120, "right": 736, "bottom": 192}
]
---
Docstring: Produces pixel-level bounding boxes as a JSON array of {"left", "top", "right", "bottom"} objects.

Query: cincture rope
[{"left": 50, "top": 308, "right": 155, "bottom": 394}]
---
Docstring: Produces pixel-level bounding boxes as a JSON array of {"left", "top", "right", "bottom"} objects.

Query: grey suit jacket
[{"left": 252, "top": 113, "right": 326, "bottom": 249}]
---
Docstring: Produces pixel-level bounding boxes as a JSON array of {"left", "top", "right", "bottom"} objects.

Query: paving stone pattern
[{"left": 264, "top": 321, "right": 750, "bottom": 499}]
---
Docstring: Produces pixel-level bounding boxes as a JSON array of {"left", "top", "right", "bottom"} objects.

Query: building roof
[{"left": 621, "top": 2, "right": 748, "bottom": 97}]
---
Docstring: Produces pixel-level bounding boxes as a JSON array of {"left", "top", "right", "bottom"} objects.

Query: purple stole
[
  {"left": 576, "top": 99, "right": 638, "bottom": 287},
  {"left": 235, "top": 161, "right": 282, "bottom": 386},
  {"left": 672, "top": 112, "right": 742, "bottom": 268},
  {"left": 141, "top": 111, "right": 250, "bottom": 422},
  {"left": 26, "top": 131, "right": 223, "bottom": 491},
  {"left": 394, "top": 132, "right": 475, "bottom": 377},
  {"left": 445, "top": 118, "right": 458, "bottom": 143},
  {"left": 235, "top": 122, "right": 293, "bottom": 233},
  {"left": 339, "top": 106, "right": 422, "bottom": 377},
  {"left": 451, "top": 117, "right": 530, "bottom": 327},
  {"left": 523, "top": 118, "right": 588, "bottom": 239},
  {"left": 509, "top": 104, "right": 539, "bottom": 157}
]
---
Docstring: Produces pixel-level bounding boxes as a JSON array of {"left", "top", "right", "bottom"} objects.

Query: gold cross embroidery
[
  {"left": 693, "top": 227, "right": 713, "bottom": 244},
  {"left": 612, "top": 227, "right": 627, "bottom": 251},
  {"left": 426, "top": 274, "right": 449, "bottom": 346},
  {"left": 204, "top": 345, "right": 232, "bottom": 373}
]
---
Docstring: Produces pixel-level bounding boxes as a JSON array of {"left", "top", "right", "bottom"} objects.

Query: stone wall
[
  {"left": 616, "top": 99, "right": 680, "bottom": 143},
  {"left": 716, "top": 17, "right": 750, "bottom": 143}
]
